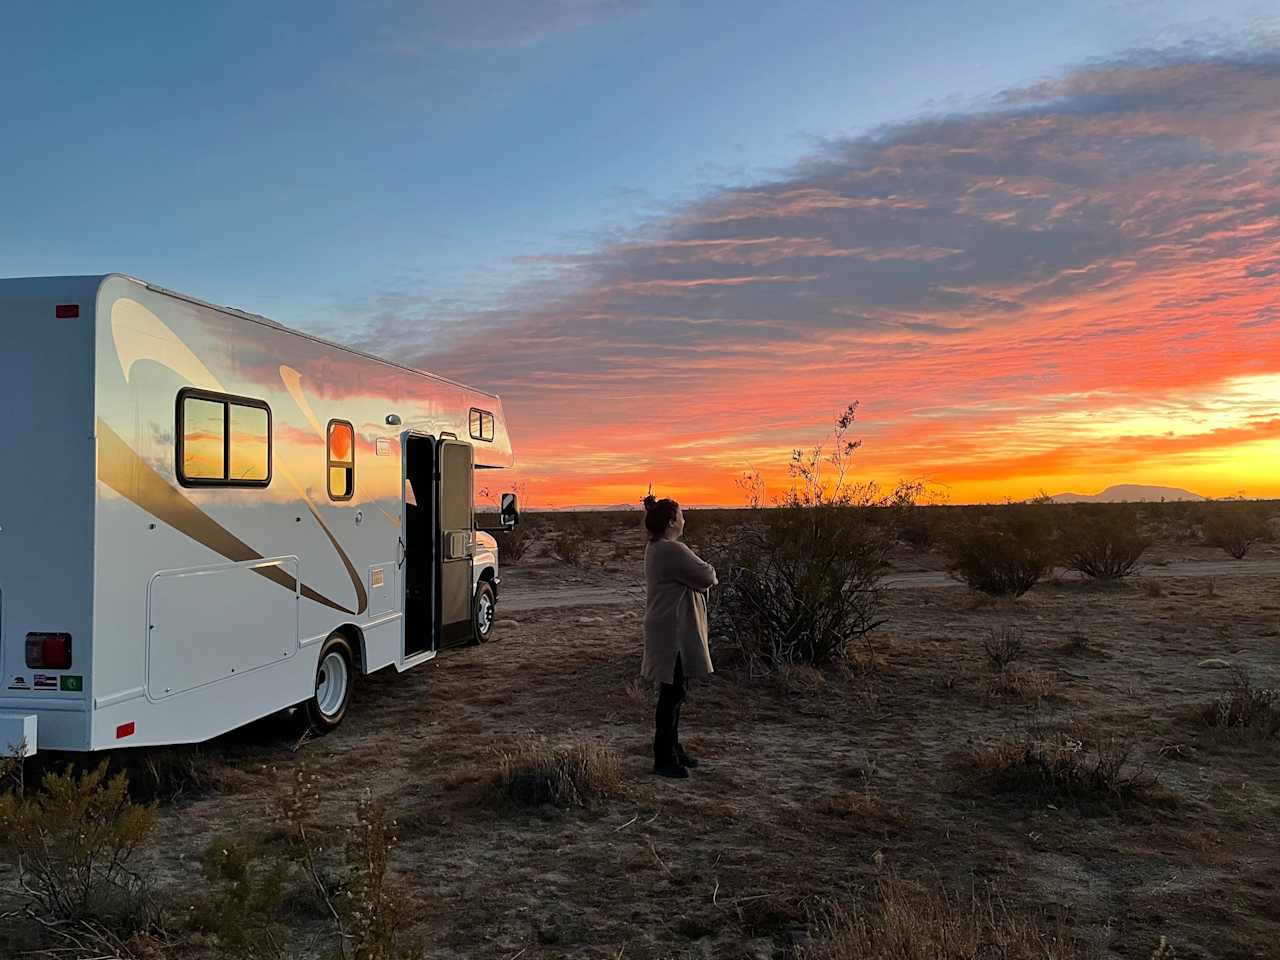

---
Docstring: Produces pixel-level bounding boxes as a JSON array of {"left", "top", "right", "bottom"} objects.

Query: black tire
[
  {"left": 472, "top": 580, "right": 496, "bottom": 644},
  {"left": 305, "top": 633, "right": 354, "bottom": 733}
]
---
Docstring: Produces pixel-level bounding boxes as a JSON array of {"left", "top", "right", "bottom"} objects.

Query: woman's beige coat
[{"left": 642, "top": 538, "right": 718, "bottom": 685}]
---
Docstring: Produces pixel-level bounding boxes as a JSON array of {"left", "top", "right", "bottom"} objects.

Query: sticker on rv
[
  {"left": 8, "top": 676, "right": 29, "bottom": 690},
  {"left": 376, "top": 437, "right": 391, "bottom": 456},
  {"left": 33, "top": 674, "right": 58, "bottom": 690},
  {"left": 60, "top": 675, "right": 84, "bottom": 692},
  {"left": 371, "top": 568, "right": 385, "bottom": 589}
]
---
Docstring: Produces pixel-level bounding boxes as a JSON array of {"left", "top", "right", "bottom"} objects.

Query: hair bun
[{"left": 642, "top": 494, "right": 657, "bottom": 510}]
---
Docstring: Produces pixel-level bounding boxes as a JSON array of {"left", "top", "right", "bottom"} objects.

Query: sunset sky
[{"left": 5, "top": 2, "right": 1279, "bottom": 506}]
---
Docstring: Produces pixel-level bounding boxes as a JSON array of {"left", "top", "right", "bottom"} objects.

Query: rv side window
[
  {"left": 328, "top": 420, "right": 355, "bottom": 501},
  {"left": 177, "top": 389, "right": 272, "bottom": 487},
  {"left": 469, "top": 407, "right": 495, "bottom": 442}
]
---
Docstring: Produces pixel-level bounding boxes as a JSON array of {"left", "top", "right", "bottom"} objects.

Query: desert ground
[{"left": 2, "top": 511, "right": 1278, "bottom": 959}]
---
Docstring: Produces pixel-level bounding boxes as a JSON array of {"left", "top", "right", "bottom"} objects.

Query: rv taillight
[
  {"left": 55, "top": 304, "right": 80, "bottom": 318},
  {"left": 25, "top": 633, "right": 72, "bottom": 670}
]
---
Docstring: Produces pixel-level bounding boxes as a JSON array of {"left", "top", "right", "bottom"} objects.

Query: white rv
[{"left": 0, "top": 274, "right": 519, "bottom": 757}]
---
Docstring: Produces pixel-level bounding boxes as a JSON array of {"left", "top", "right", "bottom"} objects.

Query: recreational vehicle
[{"left": 0, "top": 274, "right": 519, "bottom": 757}]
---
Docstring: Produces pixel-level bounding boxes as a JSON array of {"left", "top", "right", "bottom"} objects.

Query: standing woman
[{"left": 641, "top": 493, "right": 718, "bottom": 778}]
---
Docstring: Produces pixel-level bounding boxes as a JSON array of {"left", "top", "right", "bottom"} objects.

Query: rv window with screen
[
  {"left": 177, "top": 390, "right": 272, "bottom": 487},
  {"left": 328, "top": 419, "right": 355, "bottom": 501},
  {"left": 469, "top": 407, "right": 495, "bottom": 442}
]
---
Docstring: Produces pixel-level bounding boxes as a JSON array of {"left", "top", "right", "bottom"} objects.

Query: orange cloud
[{"left": 336, "top": 50, "right": 1280, "bottom": 506}]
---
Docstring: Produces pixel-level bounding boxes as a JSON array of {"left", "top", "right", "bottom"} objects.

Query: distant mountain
[{"left": 1045, "top": 484, "right": 1205, "bottom": 504}]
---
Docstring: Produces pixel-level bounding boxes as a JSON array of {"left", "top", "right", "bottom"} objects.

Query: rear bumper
[{"left": 0, "top": 713, "right": 37, "bottom": 757}]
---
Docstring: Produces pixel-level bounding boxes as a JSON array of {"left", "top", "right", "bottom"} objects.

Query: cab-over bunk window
[
  {"left": 469, "top": 407, "right": 495, "bottom": 442},
  {"left": 177, "top": 388, "right": 271, "bottom": 487}
]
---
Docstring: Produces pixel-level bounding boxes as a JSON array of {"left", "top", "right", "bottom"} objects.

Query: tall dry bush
[
  {"left": 0, "top": 762, "right": 156, "bottom": 930},
  {"left": 275, "top": 768, "right": 422, "bottom": 960},
  {"left": 711, "top": 404, "right": 920, "bottom": 669},
  {"left": 1058, "top": 504, "right": 1150, "bottom": 580},
  {"left": 941, "top": 505, "right": 1056, "bottom": 597},
  {"left": 1202, "top": 502, "right": 1272, "bottom": 560}
]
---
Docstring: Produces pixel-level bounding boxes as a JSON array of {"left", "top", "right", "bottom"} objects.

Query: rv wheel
[
  {"left": 472, "top": 581, "right": 496, "bottom": 644},
  {"left": 306, "top": 634, "right": 354, "bottom": 732}
]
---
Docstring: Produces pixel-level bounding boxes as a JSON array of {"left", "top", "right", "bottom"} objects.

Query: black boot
[
  {"left": 653, "top": 761, "right": 689, "bottom": 779},
  {"left": 675, "top": 743, "right": 698, "bottom": 768}
]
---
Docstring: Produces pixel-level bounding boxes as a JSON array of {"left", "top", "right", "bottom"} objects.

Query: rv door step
[{"left": 0, "top": 713, "right": 37, "bottom": 757}]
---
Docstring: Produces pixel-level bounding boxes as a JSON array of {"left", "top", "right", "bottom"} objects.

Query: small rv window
[
  {"left": 182, "top": 397, "right": 226, "bottom": 480},
  {"left": 328, "top": 420, "right": 355, "bottom": 501},
  {"left": 469, "top": 407, "right": 495, "bottom": 442},
  {"left": 229, "top": 405, "right": 269, "bottom": 481},
  {"left": 177, "top": 389, "right": 272, "bottom": 487}
]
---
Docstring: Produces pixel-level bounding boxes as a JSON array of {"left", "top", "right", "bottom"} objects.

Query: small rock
[
  {"left": 495, "top": 619, "right": 520, "bottom": 629},
  {"left": 576, "top": 616, "right": 605, "bottom": 624},
  {"left": 1197, "top": 658, "right": 1232, "bottom": 669}
]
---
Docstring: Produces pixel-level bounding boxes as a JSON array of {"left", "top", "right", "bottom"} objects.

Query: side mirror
[{"left": 500, "top": 492, "right": 520, "bottom": 529}]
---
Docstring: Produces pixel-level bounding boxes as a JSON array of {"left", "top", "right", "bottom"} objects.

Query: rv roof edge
[{"left": 119, "top": 275, "right": 501, "bottom": 400}]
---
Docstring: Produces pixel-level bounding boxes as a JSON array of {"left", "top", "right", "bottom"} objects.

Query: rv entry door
[{"left": 437, "top": 439, "right": 475, "bottom": 648}]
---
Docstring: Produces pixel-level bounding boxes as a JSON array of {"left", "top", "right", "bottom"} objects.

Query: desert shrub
[
  {"left": 551, "top": 525, "right": 589, "bottom": 567},
  {"left": 499, "top": 741, "right": 623, "bottom": 808},
  {"left": 797, "top": 873, "right": 1083, "bottom": 960},
  {"left": 337, "top": 794, "right": 418, "bottom": 960},
  {"left": 197, "top": 839, "right": 288, "bottom": 959},
  {"left": 0, "top": 748, "right": 23, "bottom": 796},
  {"left": 941, "top": 506, "right": 1055, "bottom": 597},
  {"left": 493, "top": 519, "right": 537, "bottom": 564},
  {"left": 982, "top": 624, "right": 1025, "bottom": 671},
  {"left": 1198, "top": 668, "right": 1280, "bottom": 742},
  {"left": 1058, "top": 504, "right": 1150, "bottom": 580},
  {"left": 276, "top": 769, "right": 421, "bottom": 960},
  {"left": 1202, "top": 502, "right": 1271, "bottom": 559},
  {"left": 711, "top": 404, "right": 919, "bottom": 668},
  {"left": 0, "top": 762, "right": 156, "bottom": 929},
  {"left": 896, "top": 506, "right": 935, "bottom": 551},
  {"left": 971, "top": 728, "right": 1165, "bottom": 811}
]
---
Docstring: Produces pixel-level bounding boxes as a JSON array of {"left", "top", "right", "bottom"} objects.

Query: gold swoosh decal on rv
[
  {"left": 106, "top": 297, "right": 369, "bottom": 614},
  {"left": 98, "top": 419, "right": 363, "bottom": 615},
  {"left": 112, "top": 298, "right": 221, "bottom": 389},
  {"left": 280, "top": 363, "right": 401, "bottom": 529}
]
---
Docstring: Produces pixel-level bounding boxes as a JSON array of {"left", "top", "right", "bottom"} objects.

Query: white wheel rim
[
  {"left": 478, "top": 593, "right": 493, "bottom": 635},
  {"left": 316, "top": 651, "right": 349, "bottom": 719}
]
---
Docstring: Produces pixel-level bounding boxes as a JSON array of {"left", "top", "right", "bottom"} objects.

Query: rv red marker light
[
  {"left": 55, "top": 304, "right": 79, "bottom": 318},
  {"left": 116, "top": 722, "right": 135, "bottom": 739},
  {"left": 25, "top": 632, "right": 72, "bottom": 669}
]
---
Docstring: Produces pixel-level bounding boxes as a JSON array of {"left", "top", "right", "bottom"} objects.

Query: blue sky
[
  {"left": 3, "top": 0, "right": 1273, "bottom": 328},
  {"left": 6, "top": 2, "right": 1280, "bottom": 505}
]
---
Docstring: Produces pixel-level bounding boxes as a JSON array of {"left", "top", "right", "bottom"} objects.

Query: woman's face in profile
[{"left": 670, "top": 507, "right": 685, "bottom": 539}]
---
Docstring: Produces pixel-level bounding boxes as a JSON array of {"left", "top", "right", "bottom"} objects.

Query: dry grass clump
[
  {"left": 971, "top": 728, "right": 1166, "bottom": 811},
  {"left": 796, "top": 873, "right": 1085, "bottom": 960},
  {"left": 498, "top": 740, "right": 624, "bottom": 808},
  {"left": 1197, "top": 668, "right": 1280, "bottom": 743},
  {"left": 982, "top": 668, "right": 1057, "bottom": 705}
]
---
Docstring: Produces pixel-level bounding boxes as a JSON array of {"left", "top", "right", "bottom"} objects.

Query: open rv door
[{"left": 437, "top": 439, "right": 475, "bottom": 648}]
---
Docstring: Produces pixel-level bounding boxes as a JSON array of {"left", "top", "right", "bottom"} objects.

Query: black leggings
[{"left": 654, "top": 655, "right": 687, "bottom": 766}]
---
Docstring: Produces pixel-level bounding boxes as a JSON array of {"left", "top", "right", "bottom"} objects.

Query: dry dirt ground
[{"left": 2, "top": 533, "right": 1279, "bottom": 959}]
